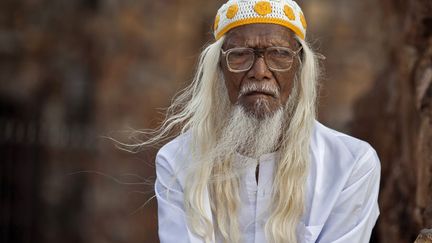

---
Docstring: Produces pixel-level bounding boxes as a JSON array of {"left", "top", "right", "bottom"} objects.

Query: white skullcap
[{"left": 213, "top": 0, "right": 307, "bottom": 40}]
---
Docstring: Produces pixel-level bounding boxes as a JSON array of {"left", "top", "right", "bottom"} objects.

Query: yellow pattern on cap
[
  {"left": 300, "top": 13, "right": 307, "bottom": 28},
  {"left": 226, "top": 4, "right": 238, "bottom": 19},
  {"left": 214, "top": 14, "right": 220, "bottom": 30},
  {"left": 254, "top": 1, "right": 272, "bottom": 16},
  {"left": 284, "top": 5, "right": 295, "bottom": 20}
]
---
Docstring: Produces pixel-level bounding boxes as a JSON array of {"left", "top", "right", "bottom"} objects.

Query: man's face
[{"left": 220, "top": 24, "right": 300, "bottom": 119}]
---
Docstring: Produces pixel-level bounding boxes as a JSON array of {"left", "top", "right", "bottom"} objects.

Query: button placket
[{"left": 244, "top": 158, "right": 258, "bottom": 203}]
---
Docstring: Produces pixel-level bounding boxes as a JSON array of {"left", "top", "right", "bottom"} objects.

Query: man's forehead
[{"left": 223, "top": 23, "right": 297, "bottom": 48}]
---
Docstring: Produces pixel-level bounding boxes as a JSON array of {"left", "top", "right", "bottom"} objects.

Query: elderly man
[{"left": 153, "top": 0, "right": 380, "bottom": 242}]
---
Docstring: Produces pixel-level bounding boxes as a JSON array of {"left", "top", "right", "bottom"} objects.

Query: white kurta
[{"left": 155, "top": 121, "right": 380, "bottom": 243}]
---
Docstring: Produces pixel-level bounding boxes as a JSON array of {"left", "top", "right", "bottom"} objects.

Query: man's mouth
[
  {"left": 244, "top": 90, "right": 276, "bottom": 98},
  {"left": 239, "top": 82, "right": 280, "bottom": 99}
]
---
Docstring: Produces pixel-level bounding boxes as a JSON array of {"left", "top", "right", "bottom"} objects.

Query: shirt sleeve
[
  {"left": 155, "top": 150, "right": 206, "bottom": 243},
  {"left": 317, "top": 147, "right": 381, "bottom": 243}
]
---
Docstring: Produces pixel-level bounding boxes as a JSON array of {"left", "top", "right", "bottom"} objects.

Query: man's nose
[{"left": 247, "top": 56, "right": 272, "bottom": 81}]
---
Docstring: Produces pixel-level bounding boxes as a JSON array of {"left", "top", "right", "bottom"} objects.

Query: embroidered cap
[{"left": 214, "top": 0, "right": 307, "bottom": 40}]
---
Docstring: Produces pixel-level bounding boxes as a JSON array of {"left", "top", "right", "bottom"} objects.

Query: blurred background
[{"left": 1, "top": 0, "right": 431, "bottom": 242}]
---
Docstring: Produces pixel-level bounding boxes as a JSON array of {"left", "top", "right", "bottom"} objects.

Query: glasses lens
[
  {"left": 265, "top": 47, "right": 295, "bottom": 70},
  {"left": 227, "top": 48, "right": 254, "bottom": 71}
]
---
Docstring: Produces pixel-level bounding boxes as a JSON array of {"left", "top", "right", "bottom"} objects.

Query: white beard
[
  {"left": 209, "top": 74, "right": 299, "bottom": 162},
  {"left": 215, "top": 105, "right": 284, "bottom": 159}
]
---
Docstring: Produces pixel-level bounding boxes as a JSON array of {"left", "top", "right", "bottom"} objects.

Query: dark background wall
[
  {"left": 351, "top": 0, "right": 432, "bottom": 242},
  {"left": 0, "top": 0, "right": 431, "bottom": 242}
]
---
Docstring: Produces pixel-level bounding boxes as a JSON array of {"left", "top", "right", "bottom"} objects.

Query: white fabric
[{"left": 155, "top": 121, "right": 381, "bottom": 243}]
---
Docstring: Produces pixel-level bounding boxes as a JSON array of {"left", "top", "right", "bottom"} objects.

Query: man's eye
[
  {"left": 268, "top": 49, "right": 291, "bottom": 58},
  {"left": 231, "top": 51, "right": 249, "bottom": 57}
]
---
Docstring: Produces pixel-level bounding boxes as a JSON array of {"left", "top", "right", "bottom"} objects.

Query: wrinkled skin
[{"left": 220, "top": 23, "right": 301, "bottom": 119}]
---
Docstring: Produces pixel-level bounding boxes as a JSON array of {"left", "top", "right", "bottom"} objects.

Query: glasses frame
[{"left": 221, "top": 46, "right": 303, "bottom": 73}]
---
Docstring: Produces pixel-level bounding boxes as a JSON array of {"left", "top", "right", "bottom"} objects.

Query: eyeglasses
[{"left": 221, "top": 46, "right": 302, "bottom": 73}]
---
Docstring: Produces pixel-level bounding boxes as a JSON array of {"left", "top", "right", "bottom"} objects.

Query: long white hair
[{"left": 136, "top": 33, "right": 319, "bottom": 242}]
